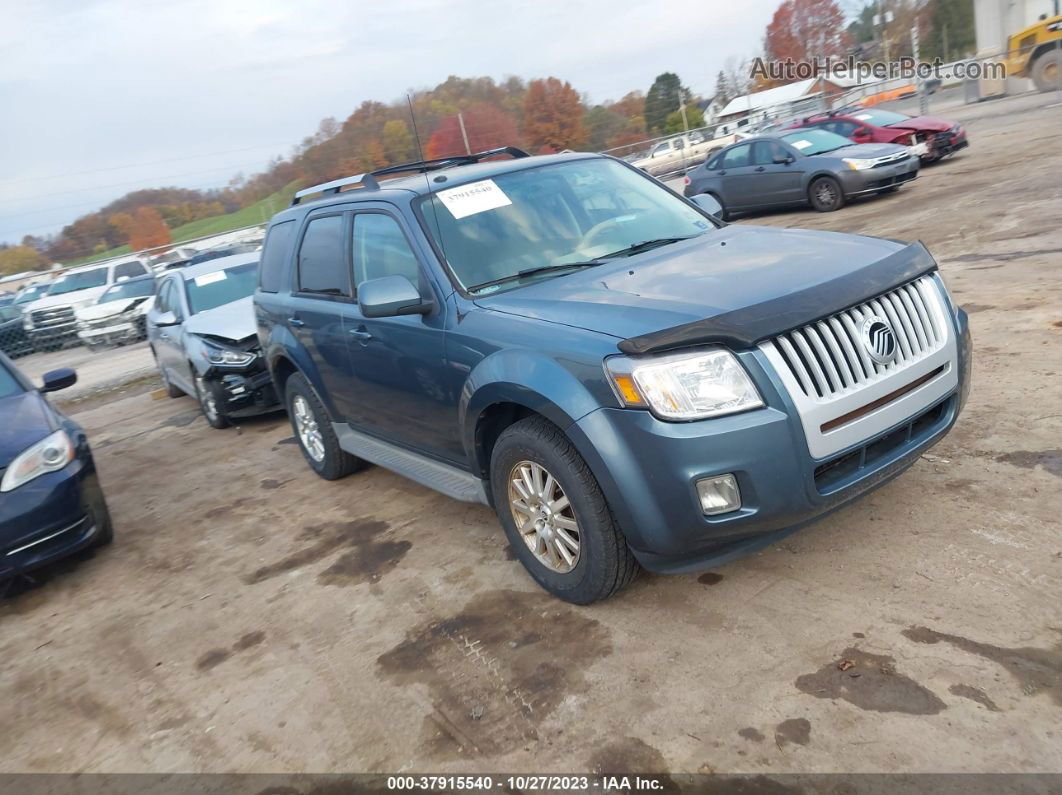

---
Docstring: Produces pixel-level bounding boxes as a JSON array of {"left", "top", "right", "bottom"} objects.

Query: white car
[
  {"left": 75, "top": 274, "right": 157, "bottom": 349},
  {"left": 23, "top": 258, "right": 150, "bottom": 351}
]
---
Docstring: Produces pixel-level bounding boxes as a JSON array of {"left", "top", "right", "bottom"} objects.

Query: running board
[{"left": 333, "top": 424, "right": 489, "bottom": 505}]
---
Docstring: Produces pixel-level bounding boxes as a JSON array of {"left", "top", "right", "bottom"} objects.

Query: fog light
[{"left": 697, "top": 474, "right": 741, "bottom": 516}]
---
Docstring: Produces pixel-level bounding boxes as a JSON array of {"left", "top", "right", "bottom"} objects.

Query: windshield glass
[
  {"left": 99, "top": 278, "right": 156, "bottom": 303},
  {"left": 184, "top": 261, "right": 258, "bottom": 314},
  {"left": 16, "top": 285, "right": 49, "bottom": 303},
  {"left": 850, "top": 109, "right": 911, "bottom": 126},
  {"left": 419, "top": 158, "right": 714, "bottom": 294},
  {"left": 781, "top": 129, "right": 854, "bottom": 155},
  {"left": 0, "top": 359, "right": 22, "bottom": 399},
  {"left": 47, "top": 268, "right": 108, "bottom": 295}
]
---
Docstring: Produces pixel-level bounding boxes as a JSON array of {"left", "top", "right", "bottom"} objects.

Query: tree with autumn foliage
[
  {"left": 522, "top": 78, "right": 587, "bottom": 153},
  {"left": 426, "top": 104, "right": 521, "bottom": 159},
  {"left": 127, "top": 207, "right": 171, "bottom": 252},
  {"left": 764, "top": 0, "right": 849, "bottom": 67}
]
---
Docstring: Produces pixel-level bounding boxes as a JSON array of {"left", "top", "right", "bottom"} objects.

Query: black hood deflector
[{"left": 617, "top": 240, "right": 937, "bottom": 355}]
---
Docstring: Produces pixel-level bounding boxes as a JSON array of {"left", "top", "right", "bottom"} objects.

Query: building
[{"left": 715, "top": 77, "right": 848, "bottom": 131}]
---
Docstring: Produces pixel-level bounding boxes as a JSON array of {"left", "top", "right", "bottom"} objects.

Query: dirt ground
[{"left": 1, "top": 91, "right": 1060, "bottom": 776}]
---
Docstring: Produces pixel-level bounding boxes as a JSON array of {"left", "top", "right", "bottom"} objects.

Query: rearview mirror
[
  {"left": 40, "top": 368, "right": 77, "bottom": 393},
  {"left": 153, "top": 310, "right": 179, "bottom": 327},
  {"left": 358, "top": 275, "right": 431, "bottom": 318},
  {"left": 690, "top": 193, "right": 723, "bottom": 217}
]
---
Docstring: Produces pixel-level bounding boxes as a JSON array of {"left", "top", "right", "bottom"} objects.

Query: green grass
[{"left": 68, "top": 180, "right": 301, "bottom": 266}]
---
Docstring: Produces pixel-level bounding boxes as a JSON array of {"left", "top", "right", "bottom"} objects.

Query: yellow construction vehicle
[{"left": 1006, "top": 13, "right": 1062, "bottom": 92}]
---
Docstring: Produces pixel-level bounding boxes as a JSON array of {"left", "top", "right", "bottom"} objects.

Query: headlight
[
  {"left": 0, "top": 430, "right": 76, "bottom": 492},
  {"left": 843, "top": 158, "right": 876, "bottom": 170},
  {"left": 605, "top": 349, "right": 764, "bottom": 421},
  {"left": 204, "top": 342, "right": 256, "bottom": 367}
]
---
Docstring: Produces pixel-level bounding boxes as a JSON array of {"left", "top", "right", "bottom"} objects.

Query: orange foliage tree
[
  {"left": 426, "top": 104, "right": 521, "bottom": 159},
  {"left": 764, "top": 0, "right": 849, "bottom": 65},
  {"left": 522, "top": 78, "right": 587, "bottom": 154},
  {"left": 127, "top": 207, "right": 171, "bottom": 251}
]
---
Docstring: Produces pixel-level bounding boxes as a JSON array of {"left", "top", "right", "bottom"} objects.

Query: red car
[{"left": 785, "top": 108, "right": 968, "bottom": 164}]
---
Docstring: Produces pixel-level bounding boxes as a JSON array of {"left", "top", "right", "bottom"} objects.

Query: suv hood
[
  {"left": 27, "top": 287, "right": 108, "bottom": 313},
  {"left": 475, "top": 226, "right": 936, "bottom": 353},
  {"left": 183, "top": 295, "right": 256, "bottom": 342}
]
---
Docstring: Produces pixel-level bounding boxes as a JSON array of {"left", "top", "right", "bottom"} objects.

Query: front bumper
[
  {"left": 76, "top": 318, "right": 144, "bottom": 346},
  {"left": 568, "top": 309, "right": 970, "bottom": 574},
  {"left": 0, "top": 449, "right": 109, "bottom": 577},
  {"left": 209, "top": 368, "right": 280, "bottom": 418},
  {"left": 839, "top": 157, "right": 920, "bottom": 197},
  {"left": 930, "top": 130, "right": 968, "bottom": 159}
]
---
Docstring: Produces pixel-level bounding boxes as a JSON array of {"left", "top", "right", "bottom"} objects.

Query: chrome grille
[
  {"left": 772, "top": 276, "right": 945, "bottom": 399},
  {"left": 31, "top": 307, "right": 75, "bottom": 327}
]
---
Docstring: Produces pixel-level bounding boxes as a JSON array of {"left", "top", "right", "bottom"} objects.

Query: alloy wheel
[
  {"left": 196, "top": 375, "right": 220, "bottom": 423},
  {"left": 507, "top": 460, "right": 581, "bottom": 573},
  {"left": 292, "top": 395, "right": 325, "bottom": 462}
]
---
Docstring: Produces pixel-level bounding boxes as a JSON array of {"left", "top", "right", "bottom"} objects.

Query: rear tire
[
  {"left": 808, "top": 176, "right": 845, "bottom": 212},
  {"left": 1032, "top": 51, "right": 1062, "bottom": 93},
  {"left": 284, "top": 372, "right": 365, "bottom": 480},
  {"left": 490, "top": 416, "right": 639, "bottom": 604}
]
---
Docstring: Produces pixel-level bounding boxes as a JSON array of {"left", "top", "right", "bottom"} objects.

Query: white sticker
[
  {"left": 194, "top": 271, "right": 227, "bottom": 287},
  {"left": 854, "top": 113, "right": 873, "bottom": 121},
  {"left": 436, "top": 179, "right": 512, "bottom": 219},
  {"left": 791, "top": 140, "right": 813, "bottom": 150}
]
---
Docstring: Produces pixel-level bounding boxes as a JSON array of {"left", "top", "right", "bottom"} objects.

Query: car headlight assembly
[
  {"left": 843, "top": 158, "right": 876, "bottom": 170},
  {"left": 606, "top": 349, "right": 764, "bottom": 421},
  {"left": 204, "top": 342, "right": 256, "bottom": 367},
  {"left": 0, "top": 429, "right": 76, "bottom": 492}
]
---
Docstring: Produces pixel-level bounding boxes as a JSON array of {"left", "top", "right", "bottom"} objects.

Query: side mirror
[
  {"left": 40, "top": 368, "right": 77, "bottom": 393},
  {"left": 773, "top": 153, "right": 794, "bottom": 164},
  {"left": 690, "top": 193, "right": 724, "bottom": 217},
  {"left": 154, "top": 310, "right": 179, "bottom": 327},
  {"left": 357, "top": 275, "right": 431, "bottom": 319}
]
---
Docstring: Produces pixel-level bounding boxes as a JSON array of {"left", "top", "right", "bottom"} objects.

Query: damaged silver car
[{"left": 146, "top": 252, "right": 280, "bottom": 428}]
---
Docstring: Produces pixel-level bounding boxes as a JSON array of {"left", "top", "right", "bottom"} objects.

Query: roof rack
[{"left": 291, "top": 146, "right": 530, "bottom": 205}]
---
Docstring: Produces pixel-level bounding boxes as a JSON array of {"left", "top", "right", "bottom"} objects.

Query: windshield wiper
[
  {"left": 467, "top": 261, "right": 604, "bottom": 294},
  {"left": 600, "top": 236, "right": 699, "bottom": 258}
]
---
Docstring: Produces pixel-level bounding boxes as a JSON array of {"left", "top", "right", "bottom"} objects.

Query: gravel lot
[{"left": 2, "top": 91, "right": 1060, "bottom": 776}]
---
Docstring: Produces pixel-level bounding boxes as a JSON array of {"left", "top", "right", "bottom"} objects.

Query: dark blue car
[
  {"left": 254, "top": 148, "right": 971, "bottom": 604},
  {"left": 0, "top": 354, "right": 112, "bottom": 580}
]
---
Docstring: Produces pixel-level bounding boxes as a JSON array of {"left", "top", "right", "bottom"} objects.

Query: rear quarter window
[{"left": 258, "top": 220, "right": 297, "bottom": 293}]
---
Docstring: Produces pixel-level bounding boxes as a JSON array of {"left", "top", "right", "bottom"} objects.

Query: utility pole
[
  {"left": 942, "top": 23, "right": 949, "bottom": 63},
  {"left": 457, "top": 112, "right": 471, "bottom": 155},
  {"left": 912, "top": 25, "right": 929, "bottom": 114}
]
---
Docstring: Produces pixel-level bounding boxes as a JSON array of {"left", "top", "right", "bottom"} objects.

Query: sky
[{"left": 0, "top": 0, "right": 780, "bottom": 246}]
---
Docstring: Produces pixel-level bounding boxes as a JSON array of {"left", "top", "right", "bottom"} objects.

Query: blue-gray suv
[{"left": 254, "top": 147, "right": 971, "bottom": 604}]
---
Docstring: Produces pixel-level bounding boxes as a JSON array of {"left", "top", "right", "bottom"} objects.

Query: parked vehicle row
[{"left": 682, "top": 105, "right": 969, "bottom": 218}]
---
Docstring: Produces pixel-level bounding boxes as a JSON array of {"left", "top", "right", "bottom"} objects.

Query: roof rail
[{"left": 291, "top": 147, "right": 530, "bottom": 205}]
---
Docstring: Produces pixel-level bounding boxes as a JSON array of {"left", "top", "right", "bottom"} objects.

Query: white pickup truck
[{"left": 631, "top": 131, "right": 738, "bottom": 177}]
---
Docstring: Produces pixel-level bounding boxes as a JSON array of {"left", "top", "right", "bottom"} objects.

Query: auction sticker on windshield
[
  {"left": 437, "top": 179, "right": 512, "bottom": 219},
  {"left": 194, "top": 271, "right": 227, "bottom": 287},
  {"left": 791, "top": 139, "right": 813, "bottom": 150}
]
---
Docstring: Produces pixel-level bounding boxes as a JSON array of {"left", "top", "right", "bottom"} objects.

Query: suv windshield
[
  {"left": 781, "top": 129, "right": 853, "bottom": 156},
  {"left": 99, "top": 278, "right": 156, "bottom": 303},
  {"left": 47, "top": 268, "right": 108, "bottom": 295},
  {"left": 185, "top": 261, "right": 258, "bottom": 314},
  {"left": 419, "top": 158, "right": 714, "bottom": 294},
  {"left": 851, "top": 109, "right": 911, "bottom": 127}
]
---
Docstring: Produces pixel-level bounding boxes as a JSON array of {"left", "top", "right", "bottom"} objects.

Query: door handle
[
  {"left": 288, "top": 317, "right": 305, "bottom": 328},
  {"left": 349, "top": 328, "right": 373, "bottom": 343},
  {"left": 755, "top": 166, "right": 765, "bottom": 172}
]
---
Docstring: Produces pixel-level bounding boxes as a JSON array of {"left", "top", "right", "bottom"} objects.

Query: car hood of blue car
[
  {"left": 474, "top": 225, "right": 914, "bottom": 346},
  {"left": 0, "top": 391, "right": 58, "bottom": 469}
]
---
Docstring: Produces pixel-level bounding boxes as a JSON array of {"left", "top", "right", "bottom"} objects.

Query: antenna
[{"left": 407, "top": 93, "right": 450, "bottom": 273}]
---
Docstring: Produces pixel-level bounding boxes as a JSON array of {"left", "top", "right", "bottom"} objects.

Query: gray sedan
[{"left": 683, "top": 129, "right": 919, "bottom": 218}]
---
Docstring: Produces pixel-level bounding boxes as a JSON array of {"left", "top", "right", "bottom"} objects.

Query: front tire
[
  {"left": 284, "top": 372, "right": 364, "bottom": 480},
  {"left": 808, "top": 176, "right": 845, "bottom": 212},
  {"left": 1032, "top": 51, "right": 1061, "bottom": 93},
  {"left": 490, "top": 416, "right": 639, "bottom": 604},
  {"left": 194, "top": 373, "right": 231, "bottom": 429}
]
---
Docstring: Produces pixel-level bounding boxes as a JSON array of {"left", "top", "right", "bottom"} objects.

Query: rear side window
[
  {"left": 259, "top": 220, "right": 296, "bottom": 293},
  {"left": 297, "top": 215, "right": 348, "bottom": 296}
]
